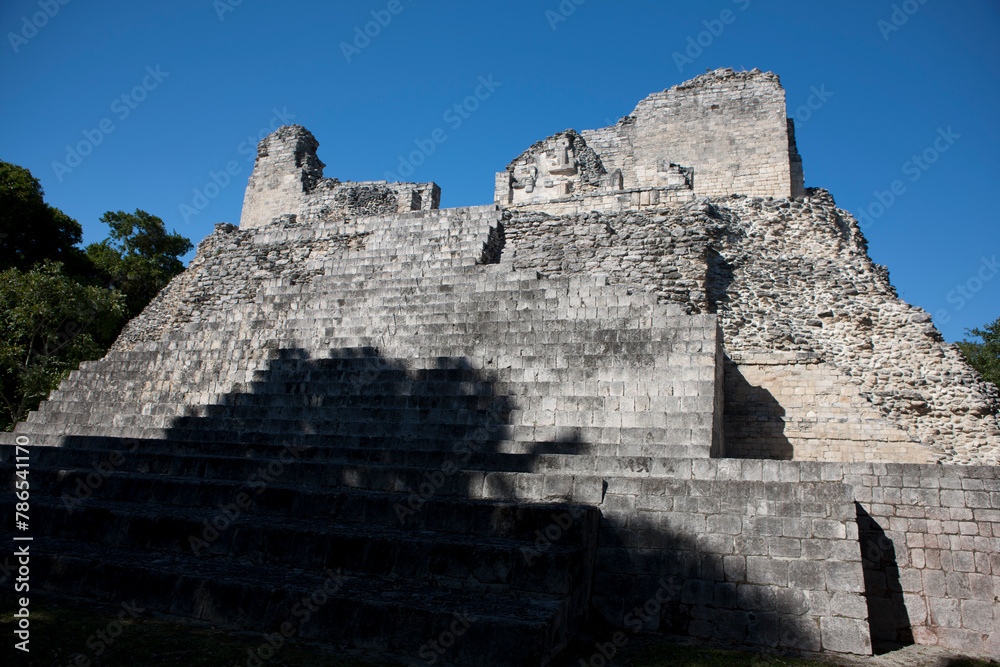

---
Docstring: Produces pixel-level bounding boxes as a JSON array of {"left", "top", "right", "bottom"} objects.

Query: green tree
[
  {"left": 0, "top": 262, "right": 125, "bottom": 431},
  {"left": 86, "top": 209, "right": 193, "bottom": 319},
  {"left": 0, "top": 160, "right": 91, "bottom": 275},
  {"left": 958, "top": 316, "right": 1000, "bottom": 387}
]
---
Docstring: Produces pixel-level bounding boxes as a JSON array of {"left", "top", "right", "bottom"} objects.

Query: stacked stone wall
[
  {"left": 589, "top": 459, "right": 999, "bottom": 656},
  {"left": 841, "top": 462, "right": 1000, "bottom": 655},
  {"left": 707, "top": 192, "right": 1000, "bottom": 464},
  {"left": 723, "top": 353, "right": 933, "bottom": 464},
  {"left": 595, "top": 459, "right": 871, "bottom": 654},
  {"left": 113, "top": 221, "right": 366, "bottom": 352},
  {"left": 500, "top": 188, "right": 1000, "bottom": 464},
  {"left": 581, "top": 69, "right": 803, "bottom": 199},
  {"left": 239, "top": 125, "right": 439, "bottom": 230},
  {"left": 500, "top": 206, "right": 710, "bottom": 313}
]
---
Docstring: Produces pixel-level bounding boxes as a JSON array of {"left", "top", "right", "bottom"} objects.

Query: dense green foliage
[
  {"left": 87, "top": 209, "right": 193, "bottom": 318},
  {"left": 0, "top": 161, "right": 191, "bottom": 430},
  {"left": 958, "top": 316, "right": 1000, "bottom": 387},
  {"left": 0, "top": 263, "right": 125, "bottom": 430},
  {"left": 0, "top": 160, "right": 90, "bottom": 276}
]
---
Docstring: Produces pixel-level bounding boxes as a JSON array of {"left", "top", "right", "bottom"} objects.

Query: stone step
[
  {"left": 15, "top": 534, "right": 579, "bottom": 666},
  {"left": 258, "top": 284, "right": 656, "bottom": 304},
  {"left": 40, "top": 384, "right": 709, "bottom": 411},
  {"left": 13, "top": 421, "right": 712, "bottom": 457},
  {"left": 1, "top": 440, "right": 702, "bottom": 488},
  {"left": 1, "top": 440, "right": 605, "bottom": 530},
  {"left": 3, "top": 495, "right": 589, "bottom": 598},
  {"left": 34, "top": 397, "right": 704, "bottom": 424},
  {"left": 161, "top": 314, "right": 685, "bottom": 337},
  {"left": 38, "top": 380, "right": 709, "bottom": 411},
  {"left": 46, "top": 359, "right": 706, "bottom": 388},
  {"left": 52, "top": 343, "right": 703, "bottom": 372},
  {"left": 150, "top": 325, "right": 698, "bottom": 349}
]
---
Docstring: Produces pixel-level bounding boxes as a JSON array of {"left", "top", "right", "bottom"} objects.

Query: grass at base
[
  {"left": 627, "top": 643, "right": 839, "bottom": 666},
  {"left": 552, "top": 634, "right": 846, "bottom": 667}
]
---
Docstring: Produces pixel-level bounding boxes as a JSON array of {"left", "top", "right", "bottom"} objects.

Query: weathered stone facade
[
  {"left": 496, "top": 68, "right": 805, "bottom": 207},
  {"left": 240, "top": 124, "right": 440, "bottom": 230},
  {"left": 2, "top": 69, "right": 997, "bottom": 664}
]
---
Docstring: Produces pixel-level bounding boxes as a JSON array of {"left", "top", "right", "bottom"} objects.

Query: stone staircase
[{"left": 1, "top": 204, "right": 722, "bottom": 665}]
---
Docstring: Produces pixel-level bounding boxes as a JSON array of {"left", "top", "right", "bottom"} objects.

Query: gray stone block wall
[
  {"left": 722, "top": 353, "right": 934, "bottom": 463},
  {"left": 578, "top": 69, "right": 803, "bottom": 200},
  {"left": 499, "top": 205, "right": 711, "bottom": 313},
  {"left": 239, "top": 124, "right": 438, "bottom": 230},
  {"left": 840, "top": 462, "right": 1000, "bottom": 656},
  {"left": 593, "top": 459, "right": 871, "bottom": 655},
  {"left": 590, "top": 459, "right": 999, "bottom": 656}
]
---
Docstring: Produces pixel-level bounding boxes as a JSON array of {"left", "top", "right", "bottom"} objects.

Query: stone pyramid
[{"left": 2, "top": 69, "right": 997, "bottom": 664}]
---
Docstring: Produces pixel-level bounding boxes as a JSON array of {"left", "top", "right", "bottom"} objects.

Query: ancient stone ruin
[{"left": 2, "top": 68, "right": 998, "bottom": 665}]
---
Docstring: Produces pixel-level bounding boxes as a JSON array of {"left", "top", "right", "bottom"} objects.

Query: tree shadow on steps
[{"left": 35, "top": 346, "right": 837, "bottom": 663}]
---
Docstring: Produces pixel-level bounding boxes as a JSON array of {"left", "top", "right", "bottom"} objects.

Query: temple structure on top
[
  {"left": 495, "top": 68, "right": 805, "bottom": 213},
  {"left": 239, "top": 124, "right": 439, "bottom": 230}
]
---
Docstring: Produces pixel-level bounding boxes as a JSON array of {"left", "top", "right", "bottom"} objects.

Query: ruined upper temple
[
  {"left": 496, "top": 68, "right": 805, "bottom": 212},
  {"left": 239, "top": 124, "right": 440, "bottom": 230}
]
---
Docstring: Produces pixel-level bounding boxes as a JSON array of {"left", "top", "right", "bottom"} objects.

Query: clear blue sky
[{"left": 2, "top": 0, "right": 997, "bottom": 341}]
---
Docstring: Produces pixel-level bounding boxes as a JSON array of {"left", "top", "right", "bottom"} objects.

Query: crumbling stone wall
[
  {"left": 500, "top": 206, "right": 710, "bottom": 312},
  {"left": 723, "top": 354, "right": 933, "bottom": 463},
  {"left": 497, "top": 189, "right": 1000, "bottom": 465},
  {"left": 708, "top": 191, "right": 1000, "bottom": 465},
  {"left": 580, "top": 68, "right": 805, "bottom": 199},
  {"left": 113, "top": 220, "right": 367, "bottom": 351},
  {"left": 239, "top": 125, "right": 439, "bottom": 229},
  {"left": 496, "top": 130, "right": 613, "bottom": 205}
]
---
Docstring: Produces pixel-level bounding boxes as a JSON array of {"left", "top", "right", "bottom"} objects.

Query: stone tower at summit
[{"left": 2, "top": 68, "right": 997, "bottom": 665}]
